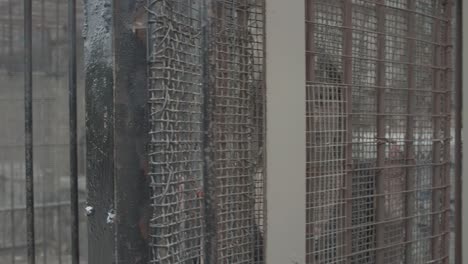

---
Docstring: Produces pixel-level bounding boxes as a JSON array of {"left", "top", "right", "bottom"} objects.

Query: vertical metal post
[
  {"left": 404, "top": 1, "right": 416, "bottom": 262},
  {"left": 461, "top": 0, "right": 468, "bottom": 261},
  {"left": 305, "top": 1, "right": 316, "bottom": 262},
  {"left": 0, "top": 163, "right": 6, "bottom": 263},
  {"left": 201, "top": 0, "right": 217, "bottom": 263},
  {"left": 1, "top": 22, "right": 4, "bottom": 66},
  {"left": 41, "top": 0, "right": 45, "bottom": 64},
  {"left": 431, "top": 2, "right": 442, "bottom": 260},
  {"left": 55, "top": 2, "right": 63, "bottom": 264},
  {"left": 24, "top": 0, "right": 35, "bottom": 263},
  {"left": 68, "top": 0, "right": 79, "bottom": 263},
  {"left": 306, "top": 0, "right": 315, "bottom": 83},
  {"left": 8, "top": 1, "right": 16, "bottom": 262},
  {"left": 8, "top": 0, "right": 13, "bottom": 72},
  {"left": 55, "top": 0, "right": 60, "bottom": 76},
  {"left": 442, "top": 1, "right": 452, "bottom": 263},
  {"left": 455, "top": 0, "right": 463, "bottom": 263},
  {"left": 86, "top": 0, "right": 150, "bottom": 261},
  {"left": 342, "top": 0, "right": 353, "bottom": 262},
  {"left": 84, "top": 0, "right": 115, "bottom": 262},
  {"left": 40, "top": 0, "right": 48, "bottom": 261},
  {"left": 41, "top": 174, "right": 47, "bottom": 264},
  {"left": 10, "top": 165, "right": 15, "bottom": 264},
  {"left": 113, "top": 0, "right": 149, "bottom": 262},
  {"left": 375, "top": 0, "right": 386, "bottom": 262}
]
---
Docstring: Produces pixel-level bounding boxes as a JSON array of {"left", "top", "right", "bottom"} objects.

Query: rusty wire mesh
[
  {"left": 207, "top": 1, "right": 264, "bottom": 263},
  {"left": 147, "top": 0, "right": 204, "bottom": 262},
  {"left": 305, "top": 0, "right": 452, "bottom": 263},
  {"left": 147, "top": 0, "right": 265, "bottom": 263}
]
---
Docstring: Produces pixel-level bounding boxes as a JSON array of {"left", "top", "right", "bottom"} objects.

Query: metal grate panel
[{"left": 305, "top": 0, "right": 452, "bottom": 263}]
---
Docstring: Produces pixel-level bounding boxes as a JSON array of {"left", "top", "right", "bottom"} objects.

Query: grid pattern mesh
[
  {"left": 147, "top": 0, "right": 265, "bottom": 263},
  {"left": 208, "top": 1, "right": 264, "bottom": 263},
  {"left": 147, "top": 1, "right": 204, "bottom": 263},
  {"left": 305, "top": 0, "right": 452, "bottom": 263}
]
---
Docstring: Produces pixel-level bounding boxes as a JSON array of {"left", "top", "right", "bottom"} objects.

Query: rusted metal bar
[
  {"left": 306, "top": 0, "right": 315, "bottom": 84},
  {"left": 85, "top": 0, "right": 149, "bottom": 261},
  {"left": 375, "top": 0, "right": 386, "bottom": 263},
  {"left": 24, "top": 0, "right": 35, "bottom": 262},
  {"left": 7, "top": 0, "right": 12, "bottom": 73},
  {"left": 200, "top": 0, "right": 216, "bottom": 263},
  {"left": 260, "top": 1, "right": 267, "bottom": 262},
  {"left": 307, "top": 50, "right": 447, "bottom": 70},
  {"left": 41, "top": 0, "right": 45, "bottom": 62},
  {"left": 404, "top": 1, "right": 416, "bottom": 263},
  {"left": 55, "top": 0, "right": 60, "bottom": 75},
  {"left": 305, "top": 1, "right": 316, "bottom": 262},
  {"left": 0, "top": 16, "right": 4, "bottom": 55},
  {"left": 455, "top": 0, "right": 462, "bottom": 263},
  {"left": 10, "top": 162, "right": 15, "bottom": 264},
  {"left": 201, "top": 1, "right": 218, "bottom": 263},
  {"left": 41, "top": 171, "right": 47, "bottom": 264},
  {"left": 441, "top": 1, "right": 452, "bottom": 263},
  {"left": 305, "top": 22, "right": 444, "bottom": 47},
  {"left": 343, "top": 0, "right": 353, "bottom": 262},
  {"left": 113, "top": 0, "right": 149, "bottom": 262},
  {"left": 431, "top": 1, "right": 442, "bottom": 260}
]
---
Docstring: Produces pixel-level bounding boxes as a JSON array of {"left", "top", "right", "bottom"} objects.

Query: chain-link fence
[{"left": 306, "top": 0, "right": 453, "bottom": 263}]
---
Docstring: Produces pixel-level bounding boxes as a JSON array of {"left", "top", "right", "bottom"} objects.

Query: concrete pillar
[{"left": 265, "top": 0, "right": 306, "bottom": 263}]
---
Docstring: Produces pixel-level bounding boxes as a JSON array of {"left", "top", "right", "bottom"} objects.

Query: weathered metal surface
[
  {"left": 113, "top": 0, "right": 149, "bottom": 263},
  {"left": 343, "top": 1, "right": 353, "bottom": 263},
  {"left": 455, "top": 1, "right": 462, "bottom": 263},
  {"left": 431, "top": 2, "right": 442, "bottom": 260},
  {"left": 24, "top": 0, "right": 35, "bottom": 263},
  {"left": 404, "top": 1, "right": 416, "bottom": 262},
  {"left": 85, "top": 0, "right": 149, "bottom": 263},
  {"left": 84, "top": 0, "right": 115, "bottom": 262},
  {"left": 375, "top": 1, "right": 386, "bottom": 262}
]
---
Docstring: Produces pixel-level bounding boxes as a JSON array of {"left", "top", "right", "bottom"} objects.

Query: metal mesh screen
[
  {"left": 147, "top": 1, "right": 204, "bottom": 262},
  {"left": 207, "top": 1, "right": 264, "bottom": 263},
  {"left": 305, "top": 0, "right": 452, "bottom": 263},
  {"left": 147, "top": 0, "right": 265, "bottom": 263}
]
